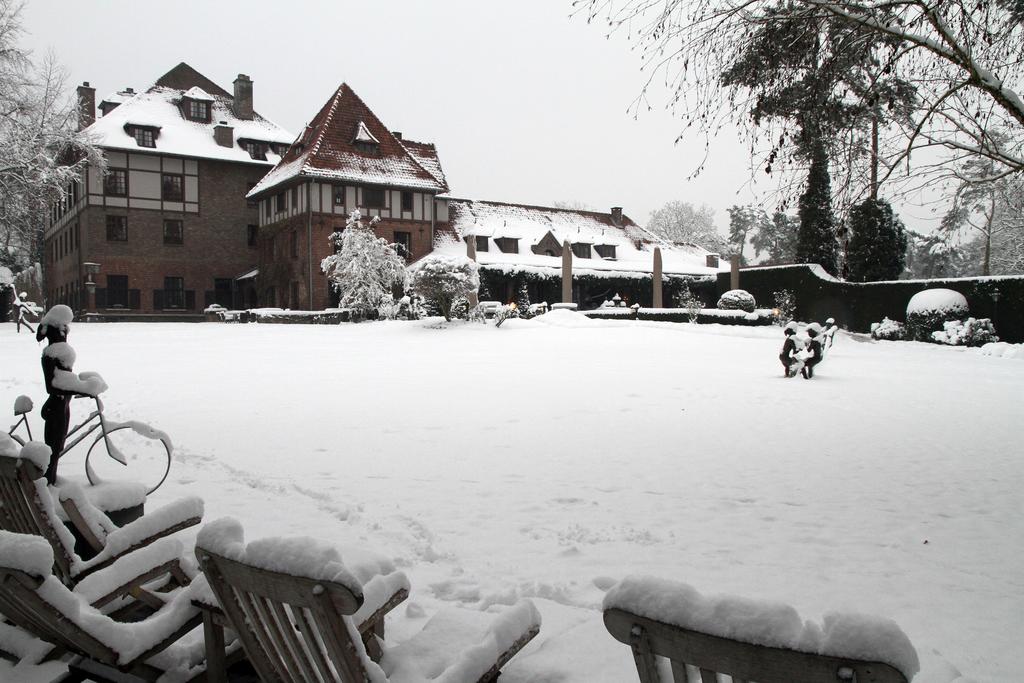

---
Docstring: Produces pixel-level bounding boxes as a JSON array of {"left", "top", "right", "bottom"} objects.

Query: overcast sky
[{"left": 22, "top": 0, "right": 938, "bottom": 234}]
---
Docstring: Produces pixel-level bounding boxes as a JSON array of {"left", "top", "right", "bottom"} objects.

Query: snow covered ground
[{"left": 1, "top": 316, "right": 1021, "bottom": 682}]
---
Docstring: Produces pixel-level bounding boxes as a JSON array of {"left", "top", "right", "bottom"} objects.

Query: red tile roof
[{"left": 250, "top": 83, "right": 448, "bottom": 198}]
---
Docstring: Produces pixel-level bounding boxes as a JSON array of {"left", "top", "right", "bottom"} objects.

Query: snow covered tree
[
  {"left": 407, "top": 254, "right": 480, "bottom": 322},
  {"left": 796, "top": 145, "right": 839, "bottom": 275},
  {"left": 904, "top": 229, "right": 966, "bottom": 279},
  {"left": 845, "top": 199, "right": 907, "bottom": 281},
  {"left": 727, "top": 206, "right": 769, "bottom": 265},
  {"left": 752, "top": 211, "right": 799, "bottom": 265},
  {"left": 320, "top": 211, "right": 406, "bottom": 318},
  {"left": 514, "top": 279, "right": 531, "bottom": 318},
  {"left": 646, "top": 201, "right": 727, "bottom": 254},
  {"left": 0, "top": 1, "right": 104, "bottom": 271}
]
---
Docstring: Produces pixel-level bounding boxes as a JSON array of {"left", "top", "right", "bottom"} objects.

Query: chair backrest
[
  {"left": 0, "top": 565, "right": 118, "bottom": 666},
  {"left": 605, "top": 609, "right": 909, "bottom": 683},
  {"left": 196, "top": 547, "right": 370, "bottom": 683},
  {"left": 0, "top": 454, "right": 76, "bottom": 582}
]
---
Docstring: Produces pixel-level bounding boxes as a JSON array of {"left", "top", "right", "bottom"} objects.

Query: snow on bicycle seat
[
  {"left": 13, "top": 395, "right": 33, "bottom": 415},
  {"left": 52, "top": 370, "right": 108, "bottom": 397}
]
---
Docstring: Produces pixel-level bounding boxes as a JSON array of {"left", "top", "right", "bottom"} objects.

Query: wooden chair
[
  {"left": 605, "top": 582, "right": 912, "bottom": 683},
  {"left": 0, "top": 449, "right": 201, "bottom": 611},
  {"left": 0, "top": 530, "right": 206, "bottom": 682},
  {"left": 195, "top": 517, "right": 541, "bottom": 683}
]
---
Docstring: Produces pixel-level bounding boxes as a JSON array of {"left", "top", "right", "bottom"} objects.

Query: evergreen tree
[
  {"left": 846, "top": 199, "right": 907, "bottom": 281},
  {"left": 514, "top": 279, "right": 532, "bottom": 318},
  {"left": 726, "top": 205, "right": 768, "bottom": 265},
  {"left": 751, "top": 211, "right": 799, "bottom": 264},
  {"left": 796, "top": 144, "right": 839, "bottom": 275}
]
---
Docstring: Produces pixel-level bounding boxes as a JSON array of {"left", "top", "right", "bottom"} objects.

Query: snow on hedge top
[
  {"left": 0, "top": 530, "right": 54, "bottom": 577},
  {"left": 196, "top": 517, "right": 363, "bottom": 595},
  {"left": 436, "top": 199, "right": 721, "bottom": 279},
  {"left": 604, "top": 575, "right": 919, "bottom": 679},
  {"left": 86, "top": 81, "right": 293, "bottom": 165},
  {"left": 906, "top": 288, "right": 969, "bottom": 316}
]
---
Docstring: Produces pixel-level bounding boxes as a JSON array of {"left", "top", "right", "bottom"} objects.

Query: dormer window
[
  {"left": 244, "top": 141, "right": 266, "bottom": 161},
  {"left": 495, "top": 237, "right": 519, "bottom": 254},
  {"left": 595, "top": 244, "right": 616, "bottom": 260},
  {"left": 126, "top": 125, "right": 157, "bottom": 148},
  {"left": 474, "top": 236, "right": 489, "bottom": 252},
  {"left": 571, "top": 243, "right": 592, "bottom": 259},
  {"left": 353, "top": 120, "right": 380, "bottom": 155},
  {"left": 187, "top": 100, "right": 211, "bottom": 122}
]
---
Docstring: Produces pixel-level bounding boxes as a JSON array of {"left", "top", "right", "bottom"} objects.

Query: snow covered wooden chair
[
  {"left": 195, "top": 517, "right": 542, "bottom": 683},
  {"left": 0, "top": 530, "right": 207, "bottom": 682},
  {"left": 604, "top": 576, "right": 918, "bottom": 683},
  {"left": 0, "top": 441, "right": 202, "bottom": 612}
]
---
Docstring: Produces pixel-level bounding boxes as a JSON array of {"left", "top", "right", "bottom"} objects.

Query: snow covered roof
[
  {"left": 249, "top": 83, "right": 448, "bottom": 198},
  {"left": 437, "top": 199, "right": 722, "bottom": 279},
  {"left": 84, "top": 63, "right": 294, "bottom": 166}
]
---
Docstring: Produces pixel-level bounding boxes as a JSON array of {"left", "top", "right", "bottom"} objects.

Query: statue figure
[{"left": 35, "top": 305, "right": 76, "bottom": 484}]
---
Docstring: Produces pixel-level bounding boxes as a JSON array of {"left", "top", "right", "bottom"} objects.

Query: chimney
[
  {"left": 705, "top": 254, "right": 720, "bottom": 269},
  {"left": 125, "top": 87, "right": 134, "bottom": 94},
  {"left": 233, "top": 74, "right": 253, "bottom": 120},
  {"left": 214, "top": 120, "right": 234, "bottom": 148},
  {"left": 392, "top": 131, "right": 403, "bottom": 140},
  {"left": 611, "top": 207, "right": 623, "bottom": 226},
  {"left": 77, "top": 82, "right": 96, "bottom": 131}
]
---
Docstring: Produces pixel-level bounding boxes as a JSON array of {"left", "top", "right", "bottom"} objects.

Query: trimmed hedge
[{"left": 720, "top": 265, "right": 1024, "bottom": 343}]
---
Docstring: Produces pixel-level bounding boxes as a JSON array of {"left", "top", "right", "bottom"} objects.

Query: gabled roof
[
  {"left": 437, "top": 199, "right": 721, "bottom": 278},
  {"left": 249, "top": 83, "right": 448, "bottom": 198},
  {"left": 84, "top": 63, "right": 293, "bottom": 165}
]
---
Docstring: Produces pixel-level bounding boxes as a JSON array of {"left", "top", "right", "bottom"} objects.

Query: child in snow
[
  {"left": 802, "top": 322, "right": 824, "bottom": 379},
  {"left": 822, "top": 317, "right": 838, "bottom": 351},
  {"left": 35, "top": 305, "right": 76, "bottom": 484},
  {"left": 779, "top": 321, "right": 800, "bottom": 377}
]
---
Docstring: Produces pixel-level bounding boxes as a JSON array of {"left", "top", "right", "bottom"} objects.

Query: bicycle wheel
[{"left": 85, "top": 423, "right": 173, "bottom": 494}]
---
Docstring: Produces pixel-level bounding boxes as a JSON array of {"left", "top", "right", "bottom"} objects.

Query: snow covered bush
[
  {"left": 515, "top": 281, "right": 532, "bottom": 319},
  {"left": 494, "top": 303, "right": 517, "bottom": 328},
  {"left": 407, "top": 254, "right": 480, "bottom": 322},
  {"left": 321, "top": 211, "right": 407, "bottom": 319},
  {"left": 676, "top": 289, "right": 702, "bottom": 323},
  {"left": 772, "top": 289, "right": 796, "bottom": 325},
  {"left": 871, "top": 317, "right": 906, "bottom": 341},
  {"left": 717, "top": 289, "right": 756, "bottom": 313},
  {"left": 931, "top": 318, "right": 999, "bottom": 346},
  {"left": 905, "top": 288, "right": 968, "bottom": 341}
]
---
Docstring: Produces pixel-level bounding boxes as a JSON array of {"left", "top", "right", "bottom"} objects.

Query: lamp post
[
  {"left": 991, "top": 288, "right": 1001, "bottom": 329},
  {"left": 83, "top": 262, "right": 100, "bottom": 315}
]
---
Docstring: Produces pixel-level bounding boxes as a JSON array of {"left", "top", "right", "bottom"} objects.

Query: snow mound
[
  {"left": 19, "top": 441, "right": 52, "bottom": 471},
  {"left": 906, "top": 289, "right": 968, "bottom": 316},
  {"left": 52, "top": 370, "right": 108, "bottom": 397},
  {"left": 0, "top": 433, "right": 19, "bottom": 457},
  {"left": 524, "top": 309, "right": 600, "bottom": 328},
  {"left": 39, "top": 304, "right": 74, "bottom": 331},
  {"left": 42, "top": 341, "right": 76, "bottom": 366},
  {"left": 604, "top": 575, "right": 919, "bottom": 680},
  {"left": 0, "top": 530, "right": 55, "bottom": 577},
  {"left": 978, "top": 342, "right": 1024, "bottom": 360}
]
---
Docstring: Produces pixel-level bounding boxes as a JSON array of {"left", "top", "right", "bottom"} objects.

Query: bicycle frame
[{"left": 9, "top": 396, "right": 121, "bottom": 465}]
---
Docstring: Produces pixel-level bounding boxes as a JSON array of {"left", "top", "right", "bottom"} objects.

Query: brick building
[
  {"left": 247, "top": 83, "right": 449, "bottom": 310},
  {"left": 44, "top": 63, "right": 294, "bottom": 316}
]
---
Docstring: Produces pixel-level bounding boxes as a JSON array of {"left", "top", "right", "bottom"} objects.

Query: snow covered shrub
[
  {"left": 493, "top": 303, "right": 517, "bottom": 327},
  {"left": 407, "top": 254, "right": 480, "bottom": 322},
  {"left": 321, "top": 211, "right": 407, "bottom": 319},
  {"left": 772, "top": 289, "right": 796, "bottom": 325},
  {"left": 677, "top": 289, "right": 703, "bottom": 322},
  {"left": 905, "top": 288, "right": 969, "bottom": 341},
  {"left": 515, "top": 281, "right": 532, "bottom": 319},
  {"left": 717, "top": 289, "right": 756, "bottom": 313},
  {"left": 931, "top": 318, "right": 999, "bottom": 346},
  {"left": 871, "top": 317, "right": 906, "bottom": 341}
]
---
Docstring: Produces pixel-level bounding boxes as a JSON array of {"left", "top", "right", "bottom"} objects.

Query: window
[
  {"left": 571, "top": 243, "right": 592, "bottom": 259},
  {"left": 474, "top": 236, "right": 489, "bottom": 252},
  {"left": 214, "top": 279, "right": 233, "bottom": 309},
  {"left": 291, "top": 186, "right": 298, "bottom": 210},
  {"left": 393, "top": 231, "right": 412, "bottom": 257},
  {"left": 333, "top": 185, "right": 345, "bottom": 206},
  {"left": 106, "top": 275, "right": 129, "bottom": 308},
  {"left": 401, "top": 191, "right": 414, "bottom": 213},
  {"left": 362, "top": 187, "right": 386, "bottom": 209},
  {"left": 495, "top": 237, "right": 519, "bottom": 254},
  {"left": 354, "top": 141, "right": 379, "bottom": 155},
  {"left": 131, "top": 127, "right": 155, "bottom": 148},
  {"left": 187, "top": 100, "right": 210, "bottom": 122},
  {"left": 163, "top": 219, "right": 183, "bottom": 245},
  {"left": 106, "top": 215, "right": 127, "bottom": 241},
  {"left": 245, "top": 141, "right": 265, "bottom": 160},
  {"left": 247, "top": 225, "right": 258, "bottom": 247},
  {"left": 290, "top": 230, "right": 298, "bottom": 258},
  {"left": 162, "top": 174, "right": 184, "bottom": 201},
  {"left": 275, "top": 192, "right": 287, "bottom": 213},
  {"left": 595, "top": 244, "right": 617, "bottom": 259},
  {"left": 105, "top": 169, "right": 127, "bottom": 196},
  {"left": 164, "top": 277, "right": 185, "bottom": 309}
]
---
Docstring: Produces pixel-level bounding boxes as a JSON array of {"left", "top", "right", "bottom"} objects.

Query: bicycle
[{"left": 8, "top": 379, "right": 173, "bottom": 494}]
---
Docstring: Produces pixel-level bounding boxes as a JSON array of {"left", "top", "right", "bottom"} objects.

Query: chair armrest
[
  {"left": 73, "top": 537, "right": 187, "bottom": 608},
  {"left": 74, "top": 497, "right": 204, "bottom": 577},
  {"left": 353, "top": 570, "right": 410, "bottom": 635}
]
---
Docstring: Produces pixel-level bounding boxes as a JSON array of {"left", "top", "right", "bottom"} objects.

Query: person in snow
[
  {"left": 822, "top": 317, "right": 839, "bottom": 351},
  {"left": 11, "top": 289, "right": 37, "bottom": 334},
  {"left": 802, "top": 322, "right": 824, "bottom": 379},
  {"left": 779, "top": 321, "right": 800, "bottom": 377},
  {"left": 35, "top": 305, "right": 76, "bottom": 483}
]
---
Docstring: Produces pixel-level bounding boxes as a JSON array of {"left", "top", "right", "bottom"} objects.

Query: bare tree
[
  {"left": 0, "top": 0, "right": 104, "bottom": 272},
  {"left": 646, "top": 200, "right": 728, "bottom": 253},
  {"left": 575, "top": 0, "right": 1024, "bottom": 203}
]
